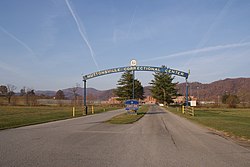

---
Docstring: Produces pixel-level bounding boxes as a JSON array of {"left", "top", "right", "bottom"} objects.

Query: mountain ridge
[{"left": 35, "top": 77, "right": 250, "bottom": 102}]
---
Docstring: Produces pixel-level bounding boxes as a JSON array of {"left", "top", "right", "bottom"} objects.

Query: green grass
[
  {"left": 0, "top": 105, "right": 122, "bottom": 130},
  {"left": 90, "top": 105, "right": 122, "bottom": 114},
  {"left": 167, "top": 107, "right": 250, "bottom": 140},
  {"left": 107, "top": 105, "right": 150, "bottom": 124}
]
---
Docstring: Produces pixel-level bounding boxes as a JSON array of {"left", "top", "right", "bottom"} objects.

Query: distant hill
[
  {"left": 36, "top": 87, "right": 115, "bottom": 101},
  {"left": 62, "top": 87, "right": 115, "bottom": 101},
  {"left": 35, "top": 77, "right": 250, "bottom": 102},
  {"left": 177, "top": 78, "right": 250, "bottom": 102},
  {"left": 35, "top": 90, "right": 57, "bottom": 97}
]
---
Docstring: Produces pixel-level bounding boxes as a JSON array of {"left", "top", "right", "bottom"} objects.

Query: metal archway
[{"left": 82, "top": 65, "right": 189, "bottom": 114}]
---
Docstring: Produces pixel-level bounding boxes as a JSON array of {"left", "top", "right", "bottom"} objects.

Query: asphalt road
[{"left": 0, "top": 105, "right": 250, "bottom": 167}]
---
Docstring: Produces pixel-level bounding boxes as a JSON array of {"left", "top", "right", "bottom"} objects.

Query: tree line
[
  {"left": 0, "top": 84, "right": 82, "bottom": 106},
  {"left": 0, "top": 85, "right": 44, "bottom": 105}
]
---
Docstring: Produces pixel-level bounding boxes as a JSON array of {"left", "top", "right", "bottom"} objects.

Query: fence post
[
  {"left": 72, "top": 107, "right": 75, "bottom": 117},
  {"left": 91, "top": 105, "right": 94, "bottom": 114}
]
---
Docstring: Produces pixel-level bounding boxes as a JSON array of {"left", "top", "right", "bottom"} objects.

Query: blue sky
[{"left": 0, "top": 0, "right": 250, "bottom": 91}]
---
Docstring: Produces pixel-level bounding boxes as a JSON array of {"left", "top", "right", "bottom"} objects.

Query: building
[
  {"left": 173, "top": 96, "right": 197, "bottom": 104},
  {"left": 108, "top": 97, "right": 121, "bottom": 104},
  {"left": 144, "top": 96, "right": 157, "bottom": 104},
  {"left": 101, "top": 97, "right": 121, "bottom": 104}
]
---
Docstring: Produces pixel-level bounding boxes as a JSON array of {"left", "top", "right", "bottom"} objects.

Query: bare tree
[
  {"left": 6, "top": 84, "right": 16, "bottom": 105},
  {"left": 20, "top": 86, "right": 26, "bottom": 96},
  {"left": 55, "top": 90, "right": 65, "bottom": 100},
  {"left": 87, "top": 93, "right": 96, "bottom": 104},
  {"left": 0, "top": 85, "right": 8, "bottom": 105},
  {"left": 71, "top": 83, "right": 80, "bottom": 106}
]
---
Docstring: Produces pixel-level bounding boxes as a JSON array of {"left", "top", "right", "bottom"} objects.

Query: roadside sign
[
  {"left": 125, "top": 100, "right": 139, "bottom": 111},
  {"left": 189, "top": 101, "right": 196, "bottom": 107}
]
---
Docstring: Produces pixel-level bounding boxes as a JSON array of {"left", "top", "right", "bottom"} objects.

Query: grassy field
[
  {"left": 107, "top": 105, "right": 150, "bottom": 124},
  {"left": 0, "top": 105, "right": 122, "bottom": 130},
  {"left": 167, "top": 106, "right": 250, "bottom": 140}
]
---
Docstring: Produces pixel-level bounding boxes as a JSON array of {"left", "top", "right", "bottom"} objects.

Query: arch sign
[
  {"left": 82, "top": 64, "right": 189, "bottom": 115},
  {"left": 83, "top": 66, "right": 189, "bottom": 80}
]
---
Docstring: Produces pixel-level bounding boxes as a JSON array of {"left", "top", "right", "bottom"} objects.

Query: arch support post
[{"left": 83, "top": 79, "right": 88, "bottom": 115}]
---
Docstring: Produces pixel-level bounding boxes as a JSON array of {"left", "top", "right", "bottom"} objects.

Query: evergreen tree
[
  {"left": 134, "top": 80, "right": 144, "bottom": 100},
  {"left": 222, "top": 94, "right": 229, "bottom": 104},
  {"left": 150, "top": 66, "right": 178, "bottom": 105},
  {"left": 0, "top": 85, "right": 7, "bottom": 95},
  {"left": 114, "top": 71, "right": 144, "bottom": 101}
]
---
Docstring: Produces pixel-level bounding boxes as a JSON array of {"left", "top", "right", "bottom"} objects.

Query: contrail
[
  {"left": 65, "top": 0, "right": 99, "bottom": 69},
  {"left": 187, "top": 0, "right": 233, "bottom": 65},
  {"left": 141, "top": 42, "right": 250, "bottom": 62},
  {"left": 0, "top": 25, "right": 34, "bottom": 54},
  {"left": 195, "top": 0, "right": 233, "bottom": 49},
  {"left": 127, "top": 7, "right": 137, "bottom": 38}
]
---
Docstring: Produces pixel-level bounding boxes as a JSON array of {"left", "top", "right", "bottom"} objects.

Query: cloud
[
  {"left": 141, "top": 42, "right": 250, "bottom": 62},
  {"left": 0, "top": 61, "right": 27, "bottom": 79},
  {"left": 65, "top": 0, "right": 99, "bottom": 69},
  {"left": 0, "top": 62, "right": 18, "bottom": 74},
  {"left": 0, "top": 25, "right": 34, "bottom": 55}
]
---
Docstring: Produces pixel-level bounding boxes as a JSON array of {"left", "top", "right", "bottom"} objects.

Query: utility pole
[
  {"left": 185, "top": 70, "right": 190, "bottom": 106},
  {"left": 186, "top": 79, "right": 189, "bottom": 106},
  {"left": 197, "top": 86, "right": 199, "bottom": 102},
  {"left": 132, "top": 70, "right": 135, "bottom": 99}
]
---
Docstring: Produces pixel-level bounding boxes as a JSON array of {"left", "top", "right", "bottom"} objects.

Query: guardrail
[{"left": 182, "top": 106, "right": 195, "bottom": 116}]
